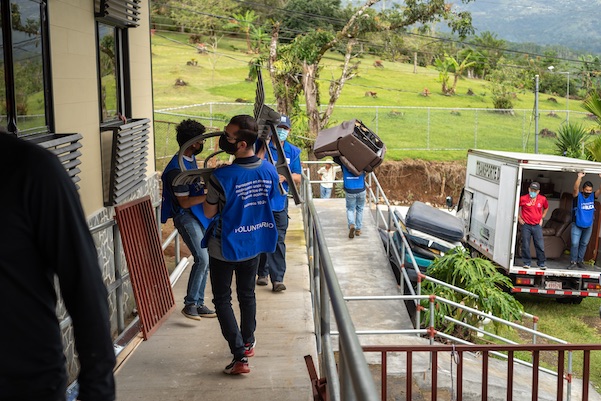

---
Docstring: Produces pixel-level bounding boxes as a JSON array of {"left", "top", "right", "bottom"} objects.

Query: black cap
[{"left": 529, "top": 182, "right": 540, "bottom": 190}]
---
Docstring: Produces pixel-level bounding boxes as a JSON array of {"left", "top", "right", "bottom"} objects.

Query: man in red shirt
[{"left": 518, "top": 182, "right": 549, "bottom": 269}]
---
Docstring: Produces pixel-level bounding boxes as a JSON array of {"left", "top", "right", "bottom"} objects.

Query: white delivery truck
[{"left": 457, "top": 149, "right": 601, "bottom": 303}]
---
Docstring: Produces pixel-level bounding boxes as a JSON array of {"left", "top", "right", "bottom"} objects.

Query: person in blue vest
[
  {"left": 569, "top": 172, "right": 601, "bottom": 269},
  {"left": 202, "top": 115, "right": 279, "bottom": 375},
  {"left": 160, "top": 119, "right": 216, "bottom": 321},
  {"left": 334, "top": 157, "right": 366, "bottom": 239},
  {"left": 256, "top": 115, "right": 302, "bottom": 292}
]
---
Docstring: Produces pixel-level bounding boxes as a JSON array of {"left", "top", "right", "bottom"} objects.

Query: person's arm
[
  {"left": 573, "top": 172, "right": 584, "bottom": 197},
  {"left": 202, "top": 175, "right": 221, "bottom": 218},
  {"left": 176, "top": 193, "right": 206, "bottom": 209},
  {"left": 596, "top": 173, "right": 601, "bottom": 198},
  {"left": 540, "top": 198, "right": 549, "bottom": 225},
  {"left": 33, "top": 151, "right": 115, "bottom": 400}
]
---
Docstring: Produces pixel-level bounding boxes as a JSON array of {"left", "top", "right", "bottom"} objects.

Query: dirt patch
[{"left": 375, "top": 160, "right": 467, "bottom": 207}]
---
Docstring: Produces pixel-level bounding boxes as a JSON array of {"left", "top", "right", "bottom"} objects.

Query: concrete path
[{"left": 115, "top": 204, "right": 316, "bottom": 401}]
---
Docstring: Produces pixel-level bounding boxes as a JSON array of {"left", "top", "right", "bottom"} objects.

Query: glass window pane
[
  {"left": 11, "top": 0, "right": 46, "bottom": 133},
  {"left": 97, "top": 23, "right": 119, "bottom": 123}
]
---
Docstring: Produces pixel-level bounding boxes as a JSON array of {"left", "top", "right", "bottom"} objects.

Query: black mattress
[{"left": 405, "top": 201, "right": 464, "bottom": 242}]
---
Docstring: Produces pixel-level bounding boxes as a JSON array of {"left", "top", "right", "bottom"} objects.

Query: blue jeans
[
  {"left": 571, "top": 225, "right": 593, "bottom": 263},
  {"left": 173, "top": 211, "right": 209, "bottom": 306},
  {"left": 521, "top": 223, "right": 545, "bottom": 266},
  {"left": 209, "top": 255, "right": 258, "bottom": 360},
  {"left": 258, "top": 208, "right": 289, "bottom": 283},
  {"left": 320, "top": 185, "right": 332, "bottom": 199},
  {"left": 345, "top": 190, "right": 366, "bottom": 229}
]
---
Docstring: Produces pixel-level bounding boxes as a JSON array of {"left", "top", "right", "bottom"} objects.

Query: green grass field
[{"left": 151, "top": 31, "right": 593, "bottom": 162}]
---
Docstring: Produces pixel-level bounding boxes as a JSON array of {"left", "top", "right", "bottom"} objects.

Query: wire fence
[{"left": 154, "top": 103, "right": 596, "bottom": 167}]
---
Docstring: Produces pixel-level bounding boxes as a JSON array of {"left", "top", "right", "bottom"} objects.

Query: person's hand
[
  {"left": 518, "top": 216, "right": 524, "bottom": 225},
  {"left": 278, "top": 174, "right": 286, "bottom": 183},
  {"left": 578, "top": 172, "right": 586, "bottom": 178}
]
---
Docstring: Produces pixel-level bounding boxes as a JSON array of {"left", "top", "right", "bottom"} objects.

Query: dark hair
[
  {"left": 234, "top": 128, "right": 258, "bottom": 147},
  {"left": 228, "top": 115, "right": 258, "bottom": 133},
  {"left": 176, "top": 119, "right": 206, "bottom": 146},
  {"left": 583, "top": 181, "right": 594, "bottom": 190}
]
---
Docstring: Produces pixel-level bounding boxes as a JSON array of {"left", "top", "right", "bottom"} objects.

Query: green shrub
[{"left": 421, "top": 247, "right": 523, "bottom": 340}]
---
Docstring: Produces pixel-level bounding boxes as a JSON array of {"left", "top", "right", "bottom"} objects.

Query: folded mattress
[{"left": 405, "top": 201, "right": 464, "bottom": 243}]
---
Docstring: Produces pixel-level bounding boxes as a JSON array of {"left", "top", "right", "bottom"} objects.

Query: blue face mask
[
  {"left": 276, "top": 128, "right": 289, "bottom": 142},
  {"left": 529, "top": 191, "right": 537, "bottom": 198}
]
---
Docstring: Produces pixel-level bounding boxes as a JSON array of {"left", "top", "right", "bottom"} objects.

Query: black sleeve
[
  {"left": 32, "top": 151, "right": 116, "bottom": 401},
  {"left": 333, "top": 156, "right": 341, "bottom": 166}
]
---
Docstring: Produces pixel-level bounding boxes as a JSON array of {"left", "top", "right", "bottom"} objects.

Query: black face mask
[
  {"left": 219, "top": 134, "right": 239, "bottom": 155},
  {"left": 583, "top": 191, "right": 593, "bottom": 199},
  {"left": 193, "top": 144, "right": 202, "bottom": 156}
]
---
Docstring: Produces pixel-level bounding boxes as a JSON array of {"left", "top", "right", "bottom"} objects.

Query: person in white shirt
[{"left": 317, "top": 162, "right": 340, "bottom": 198}]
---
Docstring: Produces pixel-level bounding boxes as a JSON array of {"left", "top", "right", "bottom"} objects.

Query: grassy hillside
[{"left": 151, "top": 32, "right": 590, "bottom": 162}]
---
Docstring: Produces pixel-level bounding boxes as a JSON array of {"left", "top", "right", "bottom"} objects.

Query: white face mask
[{"left": 276, "top": 128, "right": 289, "bottom": 141}]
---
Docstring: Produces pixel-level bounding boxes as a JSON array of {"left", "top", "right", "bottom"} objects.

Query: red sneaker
[
  {"left": 244, "top": 341, "right": 255, "bottom": 357},
  {"left": 223, "top": 357, "right": 250, "bottom": 374}
]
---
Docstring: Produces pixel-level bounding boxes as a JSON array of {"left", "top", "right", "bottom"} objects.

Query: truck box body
[{"left": 459, "top": 149, "right": 601, "bottom": 299}]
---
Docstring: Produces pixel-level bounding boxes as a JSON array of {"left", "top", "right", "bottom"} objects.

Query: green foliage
[
  {"left": 421, "top": 247, "right": 523, "bottom": 339},
  {"left": 554, "top": 122, "right": 589, "bottom": 158},
  {"left": 583, "top": 92, "right": 601, "bottom": 127},
  {"left": 281, "top": 0, "right": 344, "bottom": 35}
]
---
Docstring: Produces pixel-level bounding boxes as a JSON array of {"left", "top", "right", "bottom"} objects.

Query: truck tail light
[
  {"left": 586, "top": 282, "right": 601, "bottom": 290},
  {"left": 516, "top": 277, "right": 534, "bottom": 285}
]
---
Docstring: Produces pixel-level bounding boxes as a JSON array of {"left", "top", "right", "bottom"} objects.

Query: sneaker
[
  {"left": 538, "top": 264, "right": 546, "bottom": 270},
  {"left": 223, "top": 357, "right": 250, "bottom": 375},
  {"left": 244, "top": 341, "right": 256, "bottom": 357},
  {"left": 349, "top": 224, "right": 355, "bottom": 239},
  {"left": 272, "top": 282, "right": 286, "bottom": 292},
  {"left": 256, "top": 276, "right": 269, "bottom": 286},
  {"left": 197, "top": 304, "right": 217, "bottom": 318},
  {"left": 355, "top": 229, "right": 362, "bottom": 236},
  {"left": 578, "top": 262, "right": 586, "bottom": 270},
  {"left": 181, "top": 304, "right": 201, "bottom": 321},
  {"left": 568, "top": 261, "right": 577, "bottom": 269},
  {"left": 522, "top": 264, "right": 530, "bottom": 269}
]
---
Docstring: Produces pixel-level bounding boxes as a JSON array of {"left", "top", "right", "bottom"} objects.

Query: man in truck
[
  {"left": 518, "top": 181, "right": 549, "bottom": 269},
  {"left": 569, "top": 172, "right": 601, "bottom": 269}
]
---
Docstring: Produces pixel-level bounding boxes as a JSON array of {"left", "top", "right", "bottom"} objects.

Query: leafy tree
[
  {"left": 168, "top": 0, "right": 239, "bottom": 35},
  {"left": 578, "top": 55, "right": 601, "bottom": 97},
  {"left": 421, "top": 247, "right": 523, "bottom": 339},
  {"left": 469, "top": 31, "right": 505, "bottom": 79},
  {"left": 280, "top": 0, "right": 345, "bottom": 35},
  {"left": 488, "top": 64, "right": 522, "bottom": 110},
  {"left": 224, "top": 10, "right": 258, "bottom": 53},
  {"left": 554, "top": 123, "right": 589, "bottom": 159},
  {"left": 262, "top": 0, "right": 475, "bottom": 152}
]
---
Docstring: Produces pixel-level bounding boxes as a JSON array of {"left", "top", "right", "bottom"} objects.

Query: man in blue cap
[{"left": 256, "top": 115, "right": 302, "bottom": 292}]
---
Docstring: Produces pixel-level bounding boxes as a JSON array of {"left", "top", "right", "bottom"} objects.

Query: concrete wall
[{"left": 48, "top": 0, "right": 156, "bottom": 217}]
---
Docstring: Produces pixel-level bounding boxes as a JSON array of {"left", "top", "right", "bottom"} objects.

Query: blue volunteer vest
[
  {"left": 160, "top": 154, "right": 212, "bottom": 229},
  {"left": 341, "top": 164, "right": 366, "bottom": 191},
  {"left": 574, "top": 192, "right": 595, "bottom": 228},
  {"left": 205, "top": 161, "right": 279, "bottom": 261},
  {"left": 266, "top": 141, "right": 301, "bottom": 212}
]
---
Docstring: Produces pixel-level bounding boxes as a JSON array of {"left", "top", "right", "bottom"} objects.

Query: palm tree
[
  {"left": 555, "top": 123, "right": 589, "bottom": 159},
  {"left": 226, "top": 10, "right": 257, "bottom": 53}
]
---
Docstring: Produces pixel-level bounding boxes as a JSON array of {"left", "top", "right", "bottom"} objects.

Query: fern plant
[
  {"left": 554, "top": 122, "right": 589, "bottom": 159},
  {"left": 421, "top": 247, "right": 524, "bottom": 340}
]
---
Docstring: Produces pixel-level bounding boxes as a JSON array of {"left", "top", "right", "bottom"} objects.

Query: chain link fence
[{"left": 154, "top": 103, "right": 593, "bottom": 168}]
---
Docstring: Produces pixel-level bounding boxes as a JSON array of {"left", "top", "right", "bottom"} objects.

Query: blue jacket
[
  {"left": 265, "top": 140, "right": 301, "bottom": 212},
  {"left": 204, "top": 160, "right": 279, "bottom": 261},
  {"left": 160, "top": 154, "right": 212, "bottom": 229},
  {"left": 574, "top": 192, "right": 595, "bottom": 228}
]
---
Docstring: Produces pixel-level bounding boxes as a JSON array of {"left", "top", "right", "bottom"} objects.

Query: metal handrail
[{"left": 300, "top": 171, "right": 380, "bottom": 401}]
